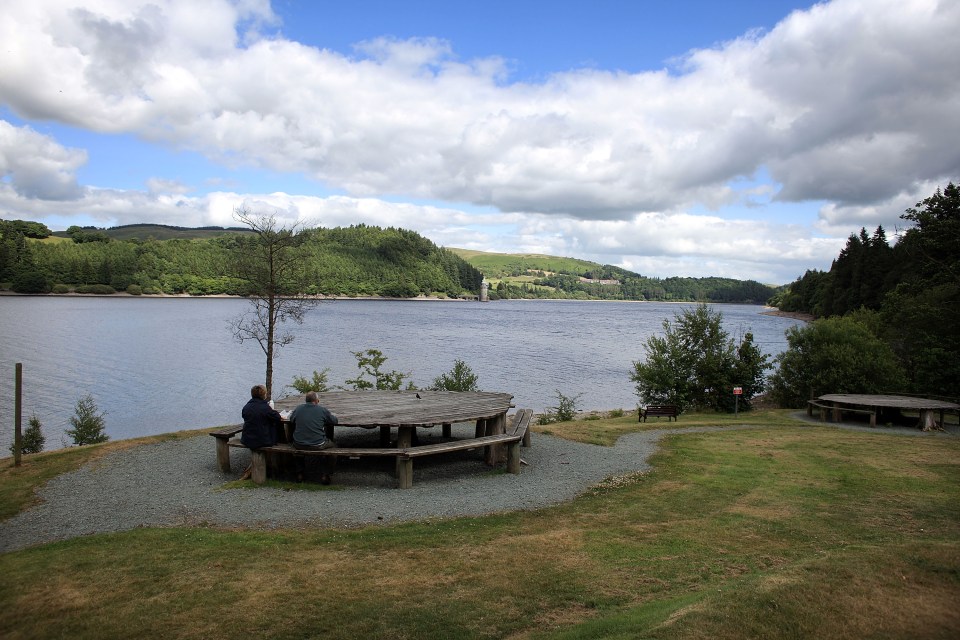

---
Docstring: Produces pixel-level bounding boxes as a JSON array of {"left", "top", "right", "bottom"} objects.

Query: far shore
[{"left": 1, "top": 290, "right": 797, "bottom": 312}]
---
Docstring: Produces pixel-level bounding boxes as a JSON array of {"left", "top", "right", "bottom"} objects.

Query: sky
[{"left": 1, "top": 0, "right": 958, "bottom": 284}]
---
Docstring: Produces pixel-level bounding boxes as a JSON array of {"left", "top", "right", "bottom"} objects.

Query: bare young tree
[{"left": 229, "top": 207, "right": 317, "bottom": 399}]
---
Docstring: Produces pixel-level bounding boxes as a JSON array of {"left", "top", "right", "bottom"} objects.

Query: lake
[{"left": 0, "top": 296, "right": 802, "bottom": 451}]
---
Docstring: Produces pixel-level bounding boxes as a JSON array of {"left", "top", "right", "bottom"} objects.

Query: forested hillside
[
  {"left": 770, "top": 182, "right": 959, "bottom": 397},
  {"left": 451, "top": 249, "right": 775, "bottom": 303},
  {"left": 0, "top": 222, "right": 482, "bottom": 298}
]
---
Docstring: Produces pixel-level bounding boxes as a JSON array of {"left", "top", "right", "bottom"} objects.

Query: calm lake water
[{"left": 0, "top": 297, "right": 801, "bottom": 451}]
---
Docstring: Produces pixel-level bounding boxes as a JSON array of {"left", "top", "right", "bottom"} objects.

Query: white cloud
[
  {"left": 0, "top": 121, "right": 86, "bottom": 200},
  {"left": 3, "top": 0, "right": 956, "bottom": 223},
  {"left": 1, "top": 0, "right": 957, "bottom": 284}
]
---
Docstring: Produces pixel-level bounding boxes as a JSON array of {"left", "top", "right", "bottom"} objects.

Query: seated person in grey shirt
[{"left": 289, "top": 391, "right": 339, "bottom": 484}]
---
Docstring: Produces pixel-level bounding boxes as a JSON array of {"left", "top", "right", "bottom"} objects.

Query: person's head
[
  {"left": 251, "top": 384, "right": 268, "bottom": 400},
  {"left": 305, "top": 391, "right": 319, "bottom": 404}
]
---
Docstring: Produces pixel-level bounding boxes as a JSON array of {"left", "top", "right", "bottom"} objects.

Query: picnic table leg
[
  {"left": 215, "top": 438, "right": 231, "bottom": 473},
  {"left": 485, "top": 413, "right": 507, "bottom": 465},
  {"left": 250, "top": 450, "right": 267, "bottom": 484},
  {"left": 475, "top": 418, "right": 485, "bottom": 438},
  {"left": 396, "top": 426, "right": 414, "bottom": 480},
  {"left": 397, "top": 457, "right": 413, "bottom": 489},
  {"left": 506, "top": 440, "right": 521, "bottom": 474},
  {"left": 830, "top": 402, "right": 842, "bottom": 422}
]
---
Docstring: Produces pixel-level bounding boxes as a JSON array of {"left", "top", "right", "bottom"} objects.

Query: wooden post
[
  {"left": 14, "top": 363, "right": 22, "bottom": 467},
  {"left": 442, "top": 423, "right": 451, "bottom": 438}
]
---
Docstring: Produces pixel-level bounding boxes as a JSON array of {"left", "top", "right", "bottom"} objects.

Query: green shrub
[
  {"left": 51, "top": 284, "right": 71, "bottom": 294},
  {"left": 75, "top": 284, "right": 116, "bottom": 294},
  {"left": 290, "top": 369, "right": 331, "bottom": 394},
  {"left": 9, "top": 414, "right": 45, "bottom": 455},
  {"left": 431, "top": 359, "right": 479, "bottom": 392},
  {"left": 142, "top": 287, "right": 159, "bottom": 295},
  {"left": 608, "top": 409, "right": 625, "bottom": 418},
  {"left": 770, "top": 316, "right": 906, "bottom": 407},
  {"left": 65, "top": 395, "right": 109, "bottom": 446},
  {"left": 345, "top": 349, "right": 410, "bottom": 390},
  {"left": 538, "top": 390, "right": 582, "bottom": 423},
  {"left": 126, "top": 284, "right": 142, "bottom": 295}
]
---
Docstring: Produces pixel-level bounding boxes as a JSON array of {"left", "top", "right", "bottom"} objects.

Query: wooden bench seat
[
  {"left": 214, "top": 408, "right": 534, "bottom": 489},
  {"left": 807, "top": 400, "right": 877, "bottom": 427},
  {"left": 640, "top": 405, "right": 678, "bottom": 422}
]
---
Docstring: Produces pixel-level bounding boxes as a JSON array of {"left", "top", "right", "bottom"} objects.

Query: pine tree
[
  {"left": 65, "top": 395, "right": 109, "bottom": 446},
  {"left": 10, "top": 414, "right": 46, "bottom": 455}
]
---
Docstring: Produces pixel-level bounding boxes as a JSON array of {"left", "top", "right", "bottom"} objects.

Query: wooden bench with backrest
[
  {"left": 640, "top": 405, "right": 678, "bottom": 422},
  {"left": 210, "top": 408, "right": 534, "bottom": 489}
]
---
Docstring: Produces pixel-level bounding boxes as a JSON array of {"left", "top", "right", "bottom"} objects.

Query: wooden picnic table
[
  {"left": 813, "top": 394, "right": 959, "bottom": 431},
  {"left": 274, "top": 390, "right": 515, "bottom": 450}
]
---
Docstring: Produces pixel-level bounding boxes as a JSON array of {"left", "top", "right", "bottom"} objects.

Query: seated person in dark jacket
[
  {"left": 239, "top": 384, "right": 283, "bottom": 479},
  {"left": 289, "top": 391, "right": 339, "bottom": 484}
]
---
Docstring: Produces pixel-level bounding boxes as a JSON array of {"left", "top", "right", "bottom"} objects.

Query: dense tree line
[
  {"left": 0, "top": 222, "right": 482, "bottom": 298},
  {"left": 511, "top": 270, "right": 775, "bottom": 303},
  {"left": 770, "top": 182, "right": 959, "bottom": 399}
]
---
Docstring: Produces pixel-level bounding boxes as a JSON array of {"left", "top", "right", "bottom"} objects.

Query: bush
[
  {"left": 769, "top": 316, "right": 906, "bottom": 408},
  {"left": 538, "top": 390, "right": 582, "bottom": 424},
  {"left": 51, "top": 284, "right": 71, "bottom": 294},
  {"left": 11, "top": 270, "right": 51, "bottom": 293},
  {"left": 290, "top": 369, "right": 331, "bottom": 394},
  {"left": 65, "top": 394, "right": 109, "bottom": 445},
  {"left": 630, "top": 304, "right": 770, "bottom": 412},
  {"left": 431, "top": 359, "right": 479, "bottom": 391},
  {"left": 345, "top": 349, "right": 410, "bottom": 390},
  {"left": 126, "top": 284, "right": 142, "bottom": 295},
  {"left": 75, "top": 284, "right": 116, "bottom": 294},
  {"left": 10, "top": 414, "right": 45, "bottom": 455}
]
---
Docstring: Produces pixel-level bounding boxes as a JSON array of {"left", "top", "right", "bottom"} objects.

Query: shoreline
[
  {"left": 759, "top": 306, "right": 815, "bottom": 322},
  {"left": 1, "top": 290, "right": 788, "bottom": 309}
]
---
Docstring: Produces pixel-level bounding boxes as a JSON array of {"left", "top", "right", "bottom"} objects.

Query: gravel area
[{"left": 1, "top": 416, "right": 955, "bottom": 553}]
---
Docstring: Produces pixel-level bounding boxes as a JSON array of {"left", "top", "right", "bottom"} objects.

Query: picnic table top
[
  {"left": 274, "top": 390, "right": 514, "bottom": 428},
  {"left": 818, "top": 394, "right": 960, "bottom": 411}
]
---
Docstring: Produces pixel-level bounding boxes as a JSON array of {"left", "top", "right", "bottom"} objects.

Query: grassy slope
[
  {"left": 449, "top": 248, "right": 601, "bottom": 278},
  {"left": 1, "top": 413, "right": 958, "bottom": 639}
]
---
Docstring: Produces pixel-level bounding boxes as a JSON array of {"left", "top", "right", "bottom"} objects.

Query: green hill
[
  {"left": 450, "top": 248, "right": 776, "bottom": 304},
  {"left": 51, "top": 224, "right": 252, "bottom": 241},
  {"left": 448, "top": 249, "right": 600, "bottom": 278}
]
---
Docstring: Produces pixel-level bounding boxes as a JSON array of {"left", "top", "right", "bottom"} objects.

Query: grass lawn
[{"left": 1, "top": 412, "right": 958, "bottom": 639}]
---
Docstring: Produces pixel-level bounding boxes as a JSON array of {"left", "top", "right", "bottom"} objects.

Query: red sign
[{"left": 733, "top": 386, "right": 743, "bottom": 395}]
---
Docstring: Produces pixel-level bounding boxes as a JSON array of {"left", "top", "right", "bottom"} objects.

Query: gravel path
[{"left": 1, "top": 416, "right": 954, "bottom": 553}]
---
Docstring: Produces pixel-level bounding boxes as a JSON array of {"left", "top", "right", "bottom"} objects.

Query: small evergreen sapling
[
  {"left": 66, "top": 394, "right": 109, "bottom": 446},
  {"left": 10, "top": 414, "right": 45, "bottom": 455}
]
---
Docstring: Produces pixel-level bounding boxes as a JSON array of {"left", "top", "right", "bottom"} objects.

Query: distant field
[{"left": 449, "top": 248, "right": 600, "bottom": 277}]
